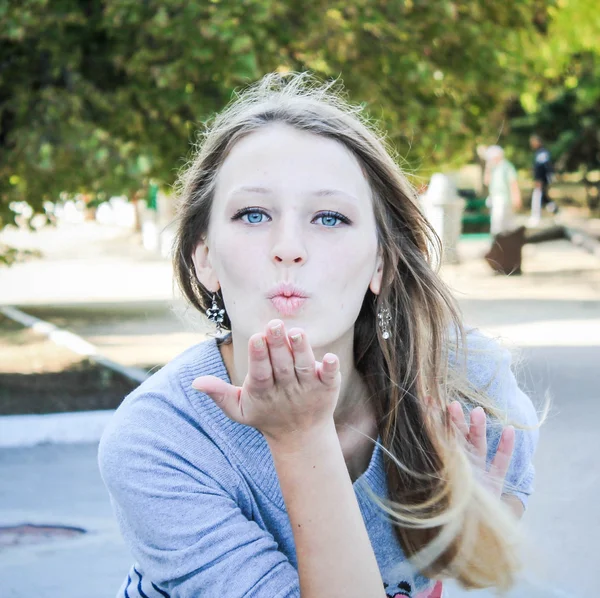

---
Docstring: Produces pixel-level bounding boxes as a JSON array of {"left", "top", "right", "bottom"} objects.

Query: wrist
[{"left": 265, "top": 420, "right": 339, "bottom": 460}]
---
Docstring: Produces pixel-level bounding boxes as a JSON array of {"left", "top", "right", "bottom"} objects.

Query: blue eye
[
  {"left": 244, "top": 211, "right": 265, "bottom": 224},
  {"left": 313, "top": 211, "right": 351, "bottom": 227},
  {"left": 319, "top": 215, "right": 339, "bottom": 227},
  {"left": 232, "top": 208, "right": 270, "bottom": 224},
  {"left": 232, "top": 208, "right": 350, "bottom": 227}
]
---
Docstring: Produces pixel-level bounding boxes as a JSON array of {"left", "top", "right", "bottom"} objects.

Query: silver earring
[
  {"left": 206, "top": 293, "right": 226, "bottom": 334},
  {"left": 378, "top": 307, "right": 391, "bottom": 340}
]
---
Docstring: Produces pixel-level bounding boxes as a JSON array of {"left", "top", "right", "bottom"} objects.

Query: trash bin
[
  {"left": 484, "top": 226, "right": 526, "bottom": 275},
  {"left": 421, "top": 174, "right": 465, "bottom": 265}
]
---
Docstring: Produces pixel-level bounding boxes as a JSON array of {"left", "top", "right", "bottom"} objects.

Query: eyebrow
[
  {"left": 228, "top": 186, "right": 272, "bottom": 196},
  {"left": 310, "top": 188, "right": 359, "bottom": 202},
  {"left": 228, "top": 186, "right": 359, "bottom": 202}
]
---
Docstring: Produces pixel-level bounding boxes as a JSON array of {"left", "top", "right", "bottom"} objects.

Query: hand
[
  {"left": 448, "top": 402, "right": 515, "bottom": 498},
  {"left": 192, "top": 319, "right": 341, "bottom": 445}
]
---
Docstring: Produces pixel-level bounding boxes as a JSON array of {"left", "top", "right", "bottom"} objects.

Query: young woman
[{"left": 99, "top": 73, "right": 540, "bottom": 598}]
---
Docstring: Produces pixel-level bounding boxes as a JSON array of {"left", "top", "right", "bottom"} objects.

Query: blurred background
[{"left": 0, "top": 1, "right": 598, "bottom": 597}]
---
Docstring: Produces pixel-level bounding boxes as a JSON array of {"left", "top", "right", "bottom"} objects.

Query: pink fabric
[{"left": 415, "top": 581, "right": 444, "bottom": 598}]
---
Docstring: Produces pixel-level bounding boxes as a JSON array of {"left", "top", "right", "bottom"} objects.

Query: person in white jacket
[{"left": 484, "top": 145, "right": 522, "bottom": 236}]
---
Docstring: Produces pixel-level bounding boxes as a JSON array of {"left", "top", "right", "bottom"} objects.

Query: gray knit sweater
[{"left": 98, "top": 332, "right": 538, "bottom": 598}]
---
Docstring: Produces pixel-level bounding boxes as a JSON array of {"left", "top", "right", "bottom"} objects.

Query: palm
[{"left": 448, "top": 401, "right": 515, "bottom": 498}]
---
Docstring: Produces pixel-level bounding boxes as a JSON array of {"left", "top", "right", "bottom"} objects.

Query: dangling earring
[
  {"left": 378, "top": 306, "right": 391, "bottom": 340},
  {"left": 206, "top": 293, "right": 226, "bottom": 334}
]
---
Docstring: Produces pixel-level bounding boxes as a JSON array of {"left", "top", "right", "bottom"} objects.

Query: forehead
[{"left": 214, "top": 123, "right": 371, "bottom": 200}]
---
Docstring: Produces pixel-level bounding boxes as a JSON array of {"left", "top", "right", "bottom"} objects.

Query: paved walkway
[
  {"left": 442, "top": 236, "right": 600, "bottom": 349},
  {"left": 0, "top": 222, "right": 208, "bottom": 369},
  {"left": 0, "top": 443, "right": 130, "bottom": 598}
]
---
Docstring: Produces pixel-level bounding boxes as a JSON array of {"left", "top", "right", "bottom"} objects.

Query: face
[
  {"left": 193, "top": 123, "right": 383, "bottom": 350},
  {"left": 489, "top": 153, "right": 503, "bottom": 166}
]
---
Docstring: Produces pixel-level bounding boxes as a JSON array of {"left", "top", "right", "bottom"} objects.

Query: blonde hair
[{"left": 173, "top": 72, "right": 540, "bottom": 590}]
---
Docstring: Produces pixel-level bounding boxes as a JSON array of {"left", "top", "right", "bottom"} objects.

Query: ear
[
  {"left": 368, "top": 249, "right": 384, "bottom": 295},
  {"left": 192, "top": 238, "right": 220, "bottom": 293}
]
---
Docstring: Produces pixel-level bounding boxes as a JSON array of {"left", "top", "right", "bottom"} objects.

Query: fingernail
[
  {"left": 253, "top": 337, "right": 265, "bottom": 350},
  {"left": 325, "top": 355, "right": 336, "bottom": 365},
  {"left": 290, "top": 333, "right": 302, "bottom": 344},
  {"left": 270, "top": 323, "right": 282, "bottom": 337}
]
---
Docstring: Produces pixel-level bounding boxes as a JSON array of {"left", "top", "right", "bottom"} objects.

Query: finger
[
  {"left": 287, "top": 328, "right": 316, "bottom": 381},
  {"left": 247, "top": 334, "right": 274, "bottom": 389},
  {"left": 448, "top": 401, "right": 469, "bottom": 438},
  {"left": 191, "top": 375, "right": 243, "bottom": 422},
  {"left": 265, "top": 320, "right": 295, "bottom": 384},
  {"left": 317, "top": 353, "right": 341, "bottom": 388},
  {"left": 467, "top": 406, "right": 488, "bottom": 461},
  {"left": 488, "top": 426, "right": 516, "bottom": 495}
]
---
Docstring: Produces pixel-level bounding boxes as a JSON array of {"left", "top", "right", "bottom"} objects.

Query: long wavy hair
[{"left": 173, "top": 72, "right": 529, "bottom": 590}]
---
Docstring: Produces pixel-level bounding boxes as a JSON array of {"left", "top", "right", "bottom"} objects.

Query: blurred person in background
[
  {"left": 99, "top": 73, "right": 539, "bottom": 598},
  {"left": 484, "top": 145, "right": 522, "bottom": 236},
  {"left": 529, "top": 134, "right": 557, "bottom": 226}
]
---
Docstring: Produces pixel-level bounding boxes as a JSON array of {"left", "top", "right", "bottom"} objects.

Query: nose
[{"left": 270, "top": 219, "right": 307, "bottom": 266}]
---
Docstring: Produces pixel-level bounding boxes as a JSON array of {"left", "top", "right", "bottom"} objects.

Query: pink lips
[
  {"left": 270, "top": 296, "right": 306, "bottom": 316},
  {"left": 267, "top": 283, "right": 309, "bottom": 316}
]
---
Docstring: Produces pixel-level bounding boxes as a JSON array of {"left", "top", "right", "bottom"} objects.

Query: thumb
[{"left": 191, "top": 375, "right": 242, "bottom": 422}]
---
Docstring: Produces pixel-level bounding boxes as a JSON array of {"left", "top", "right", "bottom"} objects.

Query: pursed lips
[
  {"left": 269, "top": 295, "right": 307, "bottom": 316},
  {"left": 267, "top": 283, "right": 309, "bottom": 316}
]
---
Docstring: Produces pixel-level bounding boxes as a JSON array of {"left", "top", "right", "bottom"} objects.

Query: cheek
[
  {"left": 211, "top": 232, "right": 263, "bottom": 288},
  {"left": 322, "top": 234, "right": 378, "bottom": 289}
]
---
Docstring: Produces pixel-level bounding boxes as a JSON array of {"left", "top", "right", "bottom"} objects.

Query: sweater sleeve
[
  {"left": 98, "top": 392, "right": 300, "bottom": 598},
  {"left": 465, "top": 334, "right": 540, "bottom": 509}
]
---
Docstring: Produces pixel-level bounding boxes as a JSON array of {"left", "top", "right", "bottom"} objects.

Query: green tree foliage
[
  {"left": 505, "top": 0, "right": 600, "bottom": 181},
  {"left": 1, "top": 0, "right": 551, "bottom": 230}
]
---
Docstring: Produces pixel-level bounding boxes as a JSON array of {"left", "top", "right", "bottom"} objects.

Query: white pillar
[{"left": 421, "top": 173, "right": 465, "bottom": 265}]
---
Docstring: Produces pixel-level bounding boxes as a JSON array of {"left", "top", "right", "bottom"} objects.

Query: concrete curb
[
  {"left": 563, "top": 226, "right": 600, "bottom": 257},
  {"left": 0, "top": 306, "right": 150, "bottom": 384},
  {"left": 0, "top": 410, "right": 115, "bottom": 448},
  {"left": 1, "top": 305, "right": 147, "bottom": 448}
]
